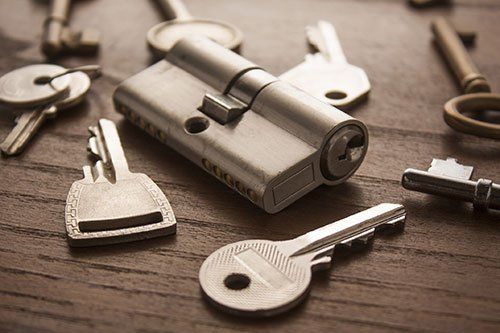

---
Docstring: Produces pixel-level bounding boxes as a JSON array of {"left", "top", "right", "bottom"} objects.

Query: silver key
[
  {"left": 402, "top": 157, "right": 500, "bottom": 211},
  {"left": 0, "top": 64, "right": 70, "bottom": 108},
  {"left": 199, "top": 203, "right": 405, "bottom": 317},
  {"left": 280, "top": 20, "right": 371, "bottom": 109},
  {"left": 65, "top": 119, "right": 176, "bottom": 247},
  {"left": 1, "top": 71, "right": 92, "bottom": 156}
]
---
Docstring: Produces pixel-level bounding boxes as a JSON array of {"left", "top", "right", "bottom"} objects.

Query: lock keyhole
[{"left": 338, "top": 134, "right": 364, "bottom": 161}]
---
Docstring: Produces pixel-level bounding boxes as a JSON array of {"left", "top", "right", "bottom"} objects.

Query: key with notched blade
[
  {"left": 280, "top": 20, "right": 371, "bottom": 109},
  {"left": 402, "top": 157, "right": 500, "bottom": 211},
  {"left": 65, "top": 119, "right": 176, "bottom": 247},
  {"left": 1, "top": 70, "right": 93, "bottom": 156},
  {"left": 199, "top": 203, "right": 405, "bottom": 317}
]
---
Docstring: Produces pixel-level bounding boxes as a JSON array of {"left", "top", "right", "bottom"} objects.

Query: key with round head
[
  {"left": 280, "top": 20, "right": 371, "bottom": 110},
  {"left": 199, "top": 203, "right": 405, "bottom": 317},
  {"left": 0, "top": 69, "right": 97, "bottom": 156},
  {"left": 0, "top": 64, "right": 71, "bottom": 108},
  {"left": 65, "top": 119, "right": 176, "bottom": 246},
  {"left": 147, "top": 0, "right": 243, "bottom": 57}
]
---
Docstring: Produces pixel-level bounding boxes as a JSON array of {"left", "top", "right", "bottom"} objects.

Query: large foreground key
[
  {"left": 65, "top": 119, "right": 176, "bottom": 247},
  {"left": 199, "top": 203, "right": 405, "bottom": 317}
]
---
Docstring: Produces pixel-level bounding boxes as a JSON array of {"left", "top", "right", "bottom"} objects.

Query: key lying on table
[
  {"left": 65, "top": 119, "right": 176, "bottom": 247},
  {"left": 280, "top": 20, "right": 371, "bottom": 109},
  {"left": 402, "top": 157, "right": 500, "bottom": 211},
  {"left": 0, "top": 64, "right": 71, "bottom": 108},
  {"left": 199, "top": 203, "right": 405, "bottom": 317},
  {"left": 42, "top": 0, "right": 100, "bottom": 57},
  {"left": 0, "top": 65, "right": 100, "bottom": 156}
]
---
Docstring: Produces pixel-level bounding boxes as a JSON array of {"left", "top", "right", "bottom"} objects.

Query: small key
[
  {"left": 1, "top": 70, "right": 94, "bottom": 156},
  {"left": 280, "top": 20, "right": 371, "bottom": 109},
  {"left": 42, "top": 0, "right": 100, "bottom": 57},
  {"left": 0, "top": 64, "right": 71, "bottom": 108},
  {"left": 199, "top": 203, "right": 405, "bottom": 317},
  {"left": 65, "top": 119, "right": 176, "bottom": 246},
  {"left": 402, "top": 157, "right": 500, "bottom": 211}
]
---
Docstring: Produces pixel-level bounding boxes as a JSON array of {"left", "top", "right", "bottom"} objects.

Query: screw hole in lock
[
  {"left": 325, "top": 90, "right": 347, "bottom": 100},
  {"left": 185, "top": 117, "right": 209, "bottom": 134},
  {"left": 224, "top": 273, "right": 251, "bottom": 290}
]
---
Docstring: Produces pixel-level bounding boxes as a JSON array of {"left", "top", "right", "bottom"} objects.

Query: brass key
[{"left": 431, "top": 17, "right": 500, "bottom": 139}]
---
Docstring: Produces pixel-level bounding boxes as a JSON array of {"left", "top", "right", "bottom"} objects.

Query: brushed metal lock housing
[{"left": 113, "top": 36, "right": 368, "bottom": 213}]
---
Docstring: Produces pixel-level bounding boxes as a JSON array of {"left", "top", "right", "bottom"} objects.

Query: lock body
[{"left": 113, "top": 36, "right": 368, "bottom": 213}]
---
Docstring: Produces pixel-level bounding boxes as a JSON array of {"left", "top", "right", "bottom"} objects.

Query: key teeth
[
  {"left": 88, "top": 125, "right": 97, "bottom": 137},
  {"left": 311, "top": 256, "right": 332, "bottom": 272},
  {"left": 379, "top": 217, "right": 406, "bottom": 232},
  {"left": 305, "top": 26, "right": 319, "bottom": 49},
  {"left": 353, "top": 233, "right": 374, "bottom": 245},
  {"left": 87, "top": 136, "right": 101, "bottom": 158},
  {"left": 428, "top": 157, "right": 474, "bottom": 180}
]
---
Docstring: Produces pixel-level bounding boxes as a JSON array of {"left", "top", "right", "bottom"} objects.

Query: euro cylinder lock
[{"left": 114, "top": 36, "right": 368, "bottom": 213}]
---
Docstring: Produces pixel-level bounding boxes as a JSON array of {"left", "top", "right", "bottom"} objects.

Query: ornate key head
[{"left": 65, "top": 119, "right": 176, "bottom": 246}]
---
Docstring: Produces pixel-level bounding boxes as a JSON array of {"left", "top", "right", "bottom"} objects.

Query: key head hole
[
  {"left": 34, "top": 76, "right": 51, "bottom": 85},
  {"left": 224, "top": 273, "right": 250, "bottom": 290},
  {"left": 185, "top": 117, "right": 209, "bottom": 134},
  {"left": 325, "top": 90, "right": 347, "bottom": 100}
]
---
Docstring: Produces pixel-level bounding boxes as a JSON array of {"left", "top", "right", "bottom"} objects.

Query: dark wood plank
[{"left": 0, "top": 0, "right": 499, "bottom": 332}]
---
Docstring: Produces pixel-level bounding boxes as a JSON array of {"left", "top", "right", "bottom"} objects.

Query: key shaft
[
  {"left": 286, "top": 203, "right": 405, "bottom": 257},
  {"left": 42, "top": 0, "right": 71, "bottom": 56},
  {"left": 88, "top": 119, "right": 131, "bottom": 180},
  {"left": 403, "top": 162, "right": 500, "bottom": 211},
  {"left": 307, "top": 21, "right": 347, "bottom": 63},
  {"left": 431, "top": 17, "right": 490, "bottom": 94},
  {"left": 156, "top": 0, "right": 192, "bottom": 20},
  {"left": 42, "top": 0, "right": 100, "bottom": 57},
  {"left": 0, "top": 106, "right": 56, "bottom": 156}
]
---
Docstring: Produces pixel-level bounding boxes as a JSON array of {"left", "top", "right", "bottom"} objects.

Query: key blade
[
  {"left": 288, "top": 203, "right": 406, "bottom": 257},
  {"left": 87, "top": 119, "right": 130, "bottom": 180},
  {"left": 0, "top": 107, "right": 52, "bottom": 156},
  {"left": 306, "top": 20, "right": 347, "bottom": 63},
  {"left": 428, "top": 157, "right": 473, "bottom": 180}
]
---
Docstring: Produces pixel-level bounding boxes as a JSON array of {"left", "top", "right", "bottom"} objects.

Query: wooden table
[{"left": 0, "top": 0, "right": 499, "bottom": 332}]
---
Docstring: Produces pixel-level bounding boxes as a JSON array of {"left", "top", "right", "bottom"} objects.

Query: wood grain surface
[{"left": 0, "top": 0, "right": 499, "bottom": 332}]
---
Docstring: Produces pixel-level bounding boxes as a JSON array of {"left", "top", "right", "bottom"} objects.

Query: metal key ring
[{"left": 444, "top": 93, "right": 500, "bottom": 139}]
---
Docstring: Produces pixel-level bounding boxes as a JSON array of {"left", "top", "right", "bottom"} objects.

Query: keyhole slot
[
  {"left": 325, "top": 90, "right": 347, "bottom": 100},
  {"left": 224, "top": 273, "right": 250, "bottom": 290},
  {"left": 337, "top": 134, "right": 365, "bottom": 161},
  {"left": 34, "top": 76, "right": 51, "bottom": 85}
]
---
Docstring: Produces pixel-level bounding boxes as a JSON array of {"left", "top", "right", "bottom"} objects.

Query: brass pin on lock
[{"left": 42, "top": 0, "right": 100, "bottom": 57}]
